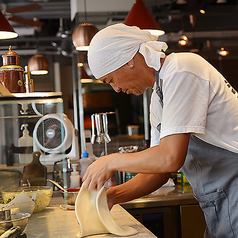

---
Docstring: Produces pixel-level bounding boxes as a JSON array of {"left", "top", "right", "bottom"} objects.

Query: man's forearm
[
  {"left": 106, "top": 173, "right": 170, "bottom": 209},
  {"left": 109, "top": 134, "right": 190, "bottom": 174}
]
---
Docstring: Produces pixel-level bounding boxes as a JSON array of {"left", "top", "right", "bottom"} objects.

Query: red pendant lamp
[
  {"left": 0, "top": 11, "right": 18, "bottom": 39},
  {"left": 124, "top": 0, "right": 165, "bottom": 37}
]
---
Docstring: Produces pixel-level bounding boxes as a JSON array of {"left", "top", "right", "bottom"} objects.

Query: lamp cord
[{"left": 84, "top": 0, "right": 87, "bottom": 22}]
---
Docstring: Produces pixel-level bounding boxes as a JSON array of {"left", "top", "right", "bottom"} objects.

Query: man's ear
[{"left": 127, "top": 59, "right": 135, "bottom": 68}]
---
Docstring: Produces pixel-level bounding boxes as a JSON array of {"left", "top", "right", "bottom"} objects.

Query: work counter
[
  {"left": 121, "top": 185, "right": 206, "bottom": 238},
  {"left": 24, "top": 193, "right": 156, "bottom": 238},
  {"left": 121, "top": 184, "right": 196, "bottom": 209},
  {"left": 24, "top": 185, "right": 205, "bottom": 238}
]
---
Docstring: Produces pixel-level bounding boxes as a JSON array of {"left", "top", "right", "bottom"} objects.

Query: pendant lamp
[
  {"left": 80, "top": 66, "right": 93, "bottom": 83},
  {"left": 28, "top": 54, "right": 49, "bottom": 75},
  {"left": 177, "top": 0, "right": 187, "bottom": 4},
  {"left": 124, "top": 0, "right": 165, "bottom": 37},
  {"left": 217, "top": 0, "right": 226, "bottom": 3},
  {"left": 178, "top": 35, "right": 188, "bottom": 46},
  {"left": 0, "top": 11, "right": 18, "bottom": 39},
  {"left": 72, "top": 0, "right": 98, "bottom": 51},
  {"left": 218, "top": 47, "right": 229, "bottom": 57},
  {"left": 72, "top": 23, "right": 98, "bottom": 51}
]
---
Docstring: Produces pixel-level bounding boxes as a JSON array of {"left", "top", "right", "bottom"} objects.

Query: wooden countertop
[{"left": 24, "top": 193, "right": 156, "bottom": 238}]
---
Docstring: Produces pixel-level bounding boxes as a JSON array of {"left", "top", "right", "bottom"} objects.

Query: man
[{"left": 83, "top": 23, "right": 238, "bottom": 237}]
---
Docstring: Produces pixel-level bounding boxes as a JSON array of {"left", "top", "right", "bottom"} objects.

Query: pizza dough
[{"left": 75, "top": 183, "right": 137, "bottom": 237}]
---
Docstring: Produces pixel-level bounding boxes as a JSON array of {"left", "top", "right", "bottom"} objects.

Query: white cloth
[
  {"left": 150, "top": 52, "right": 238, "bottom": 154},
  {"left": 88, "top": 23, "right": 167, "bottom": 79}
]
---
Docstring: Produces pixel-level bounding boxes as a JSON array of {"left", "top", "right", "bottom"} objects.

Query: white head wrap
[{"left": 88, "top": 23, "right": 168, "bottom": 79}]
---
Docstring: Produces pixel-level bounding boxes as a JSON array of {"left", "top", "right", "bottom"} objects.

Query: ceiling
[{"left": 1, "top": 0, "right": 238, "bottom": 60}]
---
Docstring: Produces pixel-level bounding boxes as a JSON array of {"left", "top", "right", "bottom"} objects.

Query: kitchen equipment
[
  {"left": 46, "top": 179, "right": 67, "bottom": 193},
  {"left": 33, "top": 113, "right": 79, "bottom": 164},
  {"left": 52, "top": 157, "right": 72, "bottom": 190},
  {"left": 92, "top": 112, "right": 112, "bottom": 145},
  {"left": 91, "top": 112, "right": 118, "bottom": 188},
  {"left": 22, "top": 151, "right": 47, "bottom": 186},
  {"left": 0, "top": 46, "right": 32, "bottom": 93},
  {"left": 47, "top": 178, "right": 79, "bottom": 205},
  {"left": 60, "top": 187, "right": 80, "bottom": 205},
  {"left": 2, "top": 186, "right": 53, "bottom": 213},
  {"left": 0, "top": 212, "right": 30, "bottom": 235},
  {"left": 0, "top": 226, "right": 22, "bottom": 238},
  {"left": 91, "top": 115, "right": 96, "bottom": 144},
  {"left": 0, "top": 210, "right": 11, "bottom": 222},
  {"left": 31, "top": 101, "right": 60, "bottom": 116},
  {"left": 91, "top": 112, "right": 115, "bottom": 154},
  {"left": 0, "top": 204, "right": 19, "bottom": 220}
]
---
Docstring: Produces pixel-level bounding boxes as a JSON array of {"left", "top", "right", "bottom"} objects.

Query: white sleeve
[{"left": 160, "top": 70, "right": 208, "bottom": 139}]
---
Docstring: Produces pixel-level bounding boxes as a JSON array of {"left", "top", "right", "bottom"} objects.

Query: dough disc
[{"left": 75, "top": 183, "right": 137, "bottom": 237}]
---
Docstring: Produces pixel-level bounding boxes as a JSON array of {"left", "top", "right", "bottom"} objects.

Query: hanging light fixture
[
  {"left": 28, "top": 54, "right": 49, "bottom": 75},
  {"left": 80, "top": 66, "right": 93, "bottom": 83},
  {"left": 72, "top": 0, "right": 98, "bottom": 51},
  {"left": 0, "top": 11, "right": 18, "bottom": 39},
  {"left": 178, "top": 35, "right": 188, "bottom": 46},
  {"left": 218, "top": 47, "right": 229, "bottom": 57},
  {"left": 124, "top": 0, "right": 165, "bottom": 37},
  {"left": 177, "top": 0, "right": 187, "bottom": 4},
  {"left": 216, "top": 0, "right": 226, "bottom": 3},
  {"left": 200, "top": 2, "right": 207, "bottom": 14},
  {"left": 72, "top": 23, "right": 98, "bottom": 51}
]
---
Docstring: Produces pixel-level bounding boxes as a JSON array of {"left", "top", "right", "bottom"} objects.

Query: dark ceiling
[{"left": 0, "top": 0, "right": 238, "bottom": 60}]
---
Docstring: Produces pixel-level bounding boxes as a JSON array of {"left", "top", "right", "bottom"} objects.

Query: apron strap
[{"left": 155, "top": 70, "right": 163, "bottom": 108}]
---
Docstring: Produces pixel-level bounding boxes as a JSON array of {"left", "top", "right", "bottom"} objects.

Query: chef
[{"left": 83, "top": 23, "right": 238, "bottom": 237}]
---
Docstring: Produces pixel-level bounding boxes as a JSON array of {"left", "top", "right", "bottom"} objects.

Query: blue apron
[{"left": 155, "top": 70, "right": 238, "bottom": 237}]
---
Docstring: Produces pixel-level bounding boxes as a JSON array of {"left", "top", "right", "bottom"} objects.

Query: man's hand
[{"left": 82, "top": 154, "right": 116, "bottom": 190}]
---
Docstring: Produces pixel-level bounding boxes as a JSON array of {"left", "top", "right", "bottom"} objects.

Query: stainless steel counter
[
  {"left": 120, "top": 185, "right": 201, "bottom": 238},
  {"left": 121, "top": 185, "right": 197, "bottom": 209},
  {"left": 24, "top": 193, "right": 156, "bottom": 238}
]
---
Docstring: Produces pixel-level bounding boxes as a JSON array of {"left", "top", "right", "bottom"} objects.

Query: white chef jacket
[{"left": 150, "top": 52, "right": 238, "bottom": 154}]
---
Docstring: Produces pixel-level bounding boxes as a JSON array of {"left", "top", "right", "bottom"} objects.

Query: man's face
[{"left": 99, "top": 64, "right": 148, "bottom": 96}]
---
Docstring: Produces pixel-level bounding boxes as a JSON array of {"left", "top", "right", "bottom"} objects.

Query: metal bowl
[
  {"left": 0, "top": 212, "right": 31, "bottom": 235},
  {"left": 60, "top": 187, "right": 80, "bottom": 205}
]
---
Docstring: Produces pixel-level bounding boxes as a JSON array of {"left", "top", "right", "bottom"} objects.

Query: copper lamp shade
[
  {"left": 124, "top": 0, "right": 165, "bottom": 37},
  {"left": 28, "top": 54, "right": 49, "bottom": 75},
  {"left": 72, "top": 22, "right": 98, "bottom": 51},
  {"left": 80, "top": 66, "right": 93, "bottom": 83},
  {"left": 0, "top": 11, "right": 18, "bottom": 39}
]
